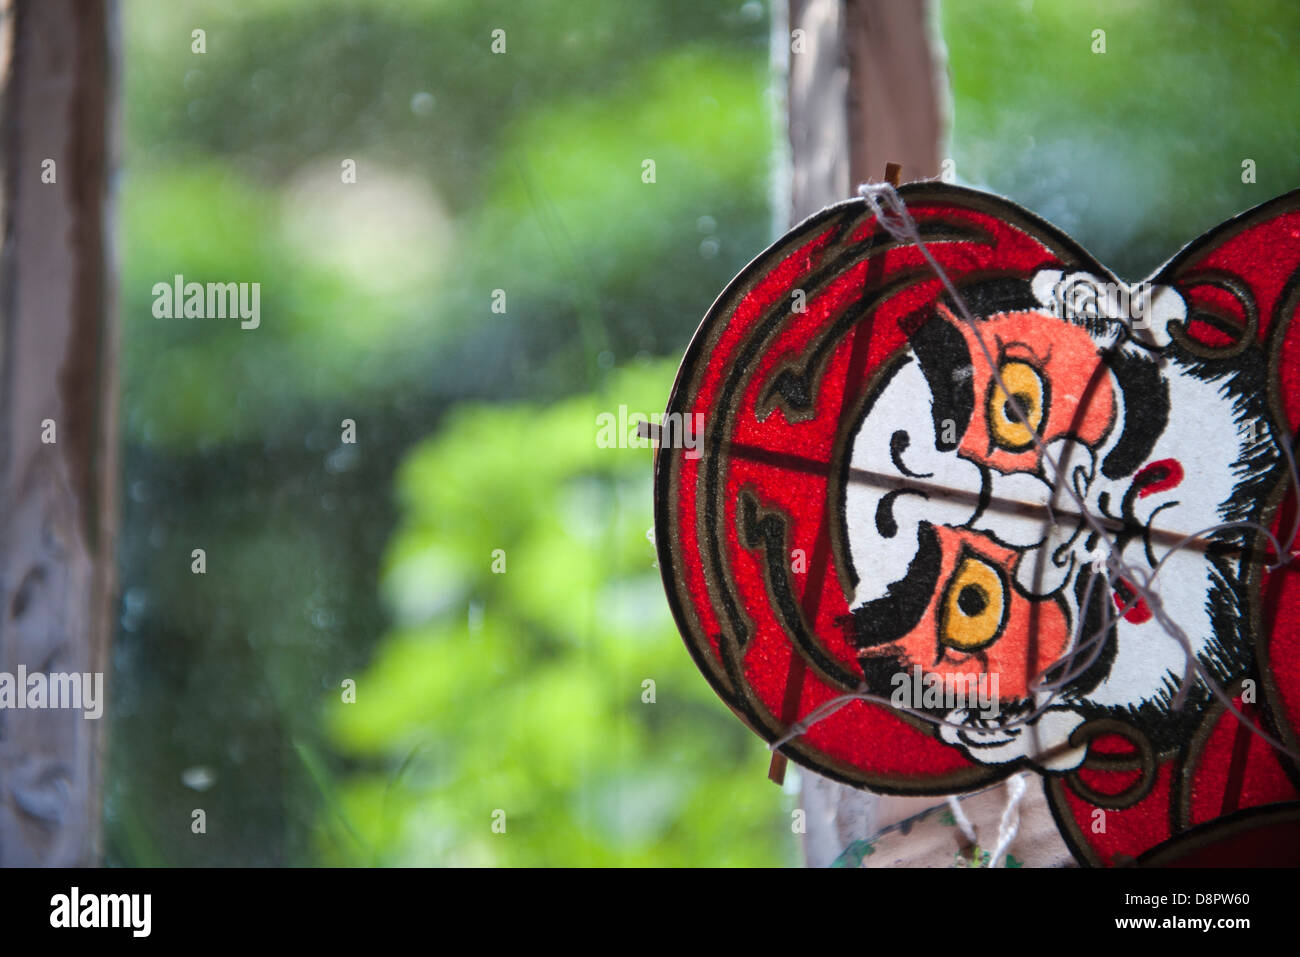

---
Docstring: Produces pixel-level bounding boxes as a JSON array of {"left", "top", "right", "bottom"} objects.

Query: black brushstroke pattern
[{"left": 845, "top": 522, "right": 942, "bottom": 649}]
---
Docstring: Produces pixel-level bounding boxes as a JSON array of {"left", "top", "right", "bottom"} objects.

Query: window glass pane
[
  {"left": 942, "top": 1, "right": 1300, "bottom": 277},
  {"left": 111, "top": 0, "right": 789, "bottom": 866}
]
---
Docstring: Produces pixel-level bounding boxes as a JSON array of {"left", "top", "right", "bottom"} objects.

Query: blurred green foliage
[
  {"left": 109, "top": 0, "right": 790, "bottom": 867},
  {"left": 942, "top": 0, "right": 1300, "bottom": 278},
  {"left": 325, "top": 363, "right": 790, "bottom": 865}
]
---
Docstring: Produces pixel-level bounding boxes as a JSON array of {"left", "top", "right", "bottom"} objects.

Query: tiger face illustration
[{"left": 841, "top": 269, "right": 1282, "bottom": 770}]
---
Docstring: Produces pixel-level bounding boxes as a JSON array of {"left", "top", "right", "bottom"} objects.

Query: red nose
[
  {"left": 1112, "top": 578, "right": 1153, "bottom": 624},
  {"left": 1132, "top": 458, "right": 1184, "bottom": 498}
]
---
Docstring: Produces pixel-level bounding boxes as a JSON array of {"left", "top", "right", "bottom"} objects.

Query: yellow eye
[
  {"left": 939, "top": 552, "right": 1008, "bottom": 652},
  {"left": 987, "top": 359, "right": 1048, "bottom": 451}
]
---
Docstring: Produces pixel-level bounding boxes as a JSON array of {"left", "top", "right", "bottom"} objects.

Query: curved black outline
[
  {"left": 936, "top": 544, "right": 1011, "bottom": 655},
  {"left": 653, "top": 182, "right": 1300, "bottom": 818}
]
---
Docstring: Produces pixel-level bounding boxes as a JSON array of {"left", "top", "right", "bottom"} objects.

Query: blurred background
[{"left": 106, "top": 0, "right": 1300, "bottom": 866}]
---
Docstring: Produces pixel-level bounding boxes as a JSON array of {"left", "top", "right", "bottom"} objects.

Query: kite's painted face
[
  {"left": 657, "top": 182, "right": 1300, "bottom": 862},
  {"left": 841, "top": 275, "right": 1277, "bottom": 769}
]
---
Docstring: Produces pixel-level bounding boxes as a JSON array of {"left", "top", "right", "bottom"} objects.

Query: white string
[
  {"left": 945, "top": 794, "right": 978, "bottom": 851},
  {"left": 990, "top": 772, "right": 1029, "bottom": 868}
]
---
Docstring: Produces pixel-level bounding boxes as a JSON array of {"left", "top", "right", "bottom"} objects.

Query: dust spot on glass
[
  {"left": 410, "top": 91, "right": 435, "bottom": 117},
  {"left": 182, "top": 766, "right": 217, "bottom": 792}
]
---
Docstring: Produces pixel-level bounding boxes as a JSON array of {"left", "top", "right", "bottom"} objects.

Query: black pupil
[
  {"left": 1141, "top": 466, "right": 1168, "bottom": 486},
  {"left": 957, "top": 584, "right": 987, "bottom": 617},
  {"left": 1004, "top": 393, "right": 1033, "bottom": 422}
]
